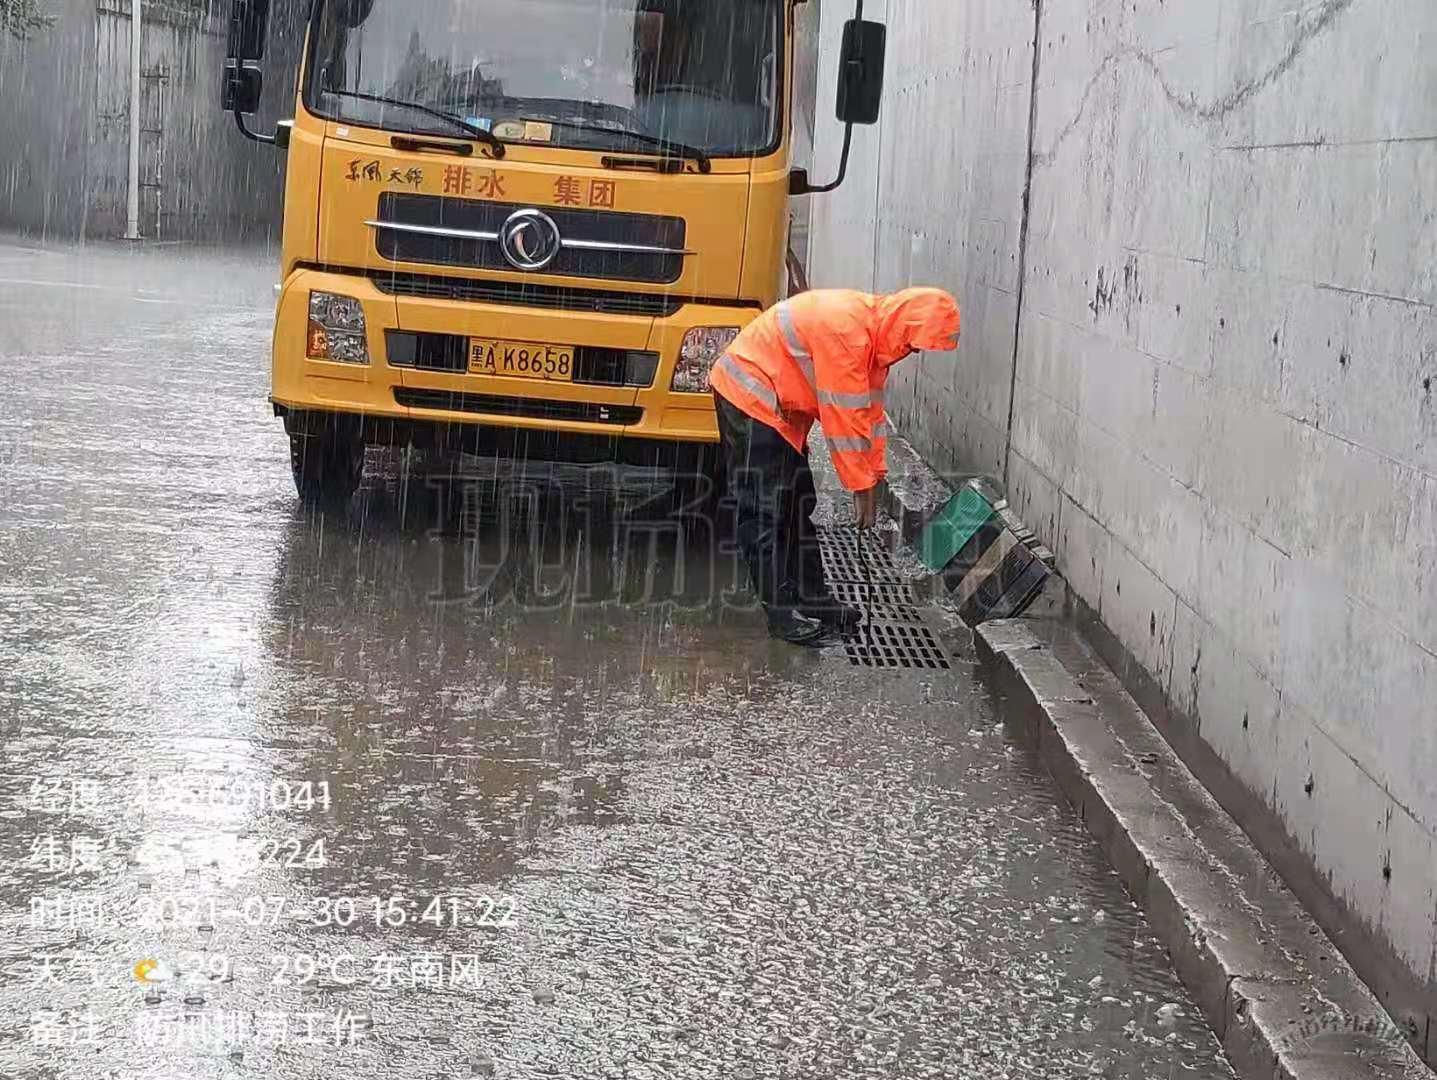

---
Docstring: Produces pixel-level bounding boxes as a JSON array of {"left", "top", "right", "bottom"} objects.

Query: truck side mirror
[
  {"left": 221, "top": 0, "right": 272, "bottom": 115},
  {"left": 835, "top": 19, "right": 886, "bottom": 126},
  {"left": 790, "top": 13, "right": 888, "bottom": 196}
]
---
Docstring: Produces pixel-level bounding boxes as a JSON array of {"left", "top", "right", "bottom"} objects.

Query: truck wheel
[{"left": 289, "top": 429, "right": 363, "bottom": 507}]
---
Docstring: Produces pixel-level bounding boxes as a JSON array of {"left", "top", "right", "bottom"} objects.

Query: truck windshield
[{"left": 307, "top": 0, "right": 783, "bottom": 158}]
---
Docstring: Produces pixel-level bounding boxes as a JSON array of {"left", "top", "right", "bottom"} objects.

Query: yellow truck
[{"left": 223, "top": 0, "right": 886, "bottom": 505}]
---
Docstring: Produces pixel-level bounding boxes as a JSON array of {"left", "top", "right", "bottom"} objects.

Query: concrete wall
[
  {"left": 808, "top": 0, "right": 1037, "bottom": 482},
  {"left": 0, "top": 0, "right": 306, "bottom": 241},
  {"left": 787, "top": 0, "right": 821, "bottom": 279},
  {"left": 807, "top": 0, "right": 1437, "bottom": 1055}
]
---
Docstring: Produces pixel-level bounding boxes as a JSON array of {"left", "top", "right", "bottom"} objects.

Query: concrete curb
[{"left": 977, "top": 618, "right": 1432, "bottom": 1080}]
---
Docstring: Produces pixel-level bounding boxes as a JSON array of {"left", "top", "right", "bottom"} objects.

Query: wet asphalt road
[{"left": 0, "top": 238, "right": 1234, "bottom": 1079}]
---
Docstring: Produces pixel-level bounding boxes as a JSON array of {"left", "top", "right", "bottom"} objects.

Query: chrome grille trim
[{"left": 365, "top": 219, "right": 692, "bottom": 257}]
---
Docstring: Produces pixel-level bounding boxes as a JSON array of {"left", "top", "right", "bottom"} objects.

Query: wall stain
[
  {"left": 1090, "top": 266, "right": 1117, "bottom": 319},
  {"left": 1089, "top": 255, "right": 1141, "bottom": 324},
  {"left": 1034, "top": 0, "right": 1359, "bottom": 167},
  {"left": 1189, "top": 645, "right": 1201, "bottom": 710}
]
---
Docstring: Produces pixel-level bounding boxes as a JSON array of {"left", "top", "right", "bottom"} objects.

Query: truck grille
[
  {"left": 395, "top": 388, "right": 643, "bottom": 426},
  {"left": 371, "top": 271, "right": 681, "bottom": 317},
  {"left": 373, "top": 194, "right": 686, "bottom": 284}
]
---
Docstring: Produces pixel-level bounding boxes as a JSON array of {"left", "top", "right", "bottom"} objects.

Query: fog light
[
  {"left": 307, "top": 291, "right": 370, "bottom": 365},
  {"left": 671, "top": 327, "right": 740, "bottom": 393}
]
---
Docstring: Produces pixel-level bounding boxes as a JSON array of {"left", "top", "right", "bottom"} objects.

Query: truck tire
[{"left": 289, "top": 428, "right": 363, "bottom": 507}]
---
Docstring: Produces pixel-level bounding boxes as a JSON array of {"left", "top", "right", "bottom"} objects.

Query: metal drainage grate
[
  {"left": 815, "top": 528, "right": 901, "bottom": 584},
  {"left": 819, "top": 524, "right": 898, "bottom": 551},
  {"left": 828, "top": 580, "right": 925, "bottom": 624},
  {"left": 813, "top": 527, "right": 954, "bottom": 669},
  {"left": 843, "top": 622, "right": 950, "bottom": 669}
]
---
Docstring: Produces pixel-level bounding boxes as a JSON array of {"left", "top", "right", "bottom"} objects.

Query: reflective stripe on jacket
[{"left": 710, "top": 287, "right": 960, "bottom": 492}]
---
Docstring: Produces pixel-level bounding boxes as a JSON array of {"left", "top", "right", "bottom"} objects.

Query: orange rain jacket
[{"left": 710, "top": 287, "right": 961, "bottom": 492}]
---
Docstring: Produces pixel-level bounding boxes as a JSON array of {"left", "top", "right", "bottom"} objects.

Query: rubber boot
[
  {"left": 801, "top": 599, "right": 863, "bottom": 635},
  {"left": 764, "top": 605, "right": 842, "bottom": 648}
]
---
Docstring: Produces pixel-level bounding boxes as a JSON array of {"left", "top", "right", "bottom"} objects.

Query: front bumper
[{"left": 271, "top": 268, "right": 761, "bottom": 445}]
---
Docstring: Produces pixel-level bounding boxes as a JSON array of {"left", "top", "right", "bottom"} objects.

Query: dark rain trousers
[{"left": 714, "top": 391, "right": 832, "bottom": 611}]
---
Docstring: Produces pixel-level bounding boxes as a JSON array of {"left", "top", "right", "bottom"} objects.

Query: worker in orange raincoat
[{"left": 710, "top": 287, "right": 961, "bottom": 646}]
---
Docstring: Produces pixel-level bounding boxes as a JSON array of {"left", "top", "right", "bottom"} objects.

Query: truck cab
[{"left": 223, "top": 0, "right": 885, "bottom": 505}]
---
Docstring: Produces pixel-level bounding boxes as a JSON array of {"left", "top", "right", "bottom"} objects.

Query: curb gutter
[{"left": 977, "top": 619, "right": 1431, "bottom": 1080}]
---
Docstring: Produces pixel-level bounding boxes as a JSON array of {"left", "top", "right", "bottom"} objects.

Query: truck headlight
[
  {"left": 307, "top": 291, "right": 370, "bottom": 365},
  {"left": 670, "top": 327, "right": 740, "bottom": 393}
]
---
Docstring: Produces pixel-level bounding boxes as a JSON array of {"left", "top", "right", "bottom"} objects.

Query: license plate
[{"left": 468, "top": 337, "right": 575, "bottom": 381}]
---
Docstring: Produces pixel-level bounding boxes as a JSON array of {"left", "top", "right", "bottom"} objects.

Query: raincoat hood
[{"left": 873, "top": 287, "right": 962, "bottom": 367}]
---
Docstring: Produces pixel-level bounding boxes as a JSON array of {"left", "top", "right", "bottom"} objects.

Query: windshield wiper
[
  {"left": 323, "top": 89, "right": 506, "bottom": 159},
  {"left": 543, "top": 117, "right": 710, "bottom": 173}
]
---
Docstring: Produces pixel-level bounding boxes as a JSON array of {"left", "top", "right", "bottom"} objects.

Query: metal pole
[
  {"left": 857, "top": 521, "right": 872, "bottom": 632},
  {"left": 124, "top": 0, "right": 142, "bottom": 241}
]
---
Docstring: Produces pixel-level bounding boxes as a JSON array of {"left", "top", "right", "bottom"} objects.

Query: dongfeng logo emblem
[{"left": 499, "top": 208, "right": 563, "bottom": 271}]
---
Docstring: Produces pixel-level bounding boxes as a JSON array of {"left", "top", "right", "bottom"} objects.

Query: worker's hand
[{"left": 853, "top": 486, "right": 879, "bottom": 530}]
